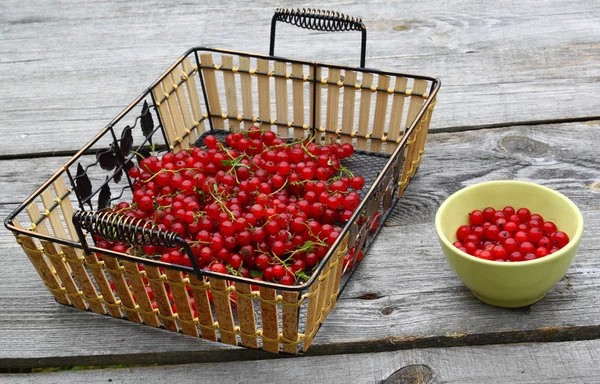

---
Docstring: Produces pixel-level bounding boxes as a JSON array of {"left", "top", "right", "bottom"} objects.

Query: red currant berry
[
  {"left": 472, "top": 226, "right": 485, "bottom": 238},
  {"left": 542, "top": 221, "right": 558, "bottom": 236},
  {"left": 483, "top": 207, "right": 496, "bottom": 222},
  {"left": 484, "top": 225, "right": 500, "bottom": 241},
  {"left": 498, "top": 230, "right": 511, "bottom": 242},
  {"left": 465, "top": 242, "right": 478, "bottom": 255},
  {"left": 503, "top": 238, "right": 519, "bottom": 254},
  {"left": 538, "top": 236, "right": 552, "bottom": 251},
  {"left": 456, "top": 225, "right": 471, "bottom": 241},
  {"left": 530, "top": 213, "right": 544, "bottom": 223},
  {"left": 210, "top": 262, "right": 227, "bottom": 274},
  {"left": 519, "top": 241, "right": 535, "bottom": 255},
  {"left": 478, "top": 250, "right": 493, "bottom": 260},
  {"left": 502, "top": 206, "right": 516, "bottom": 216},
  {"left": 349, "top": 176, "right": 365, "bottom": 190},
  {"left": 491, "top": 245, "right": 508, "bottom": 261},
  {"left": 469, "top": 210, "right": 484, "bottom": 226},
  {"left": 514, "top": 231, "right": 528, "bottom": 244},
  {"left": 509, "top": 251, "right": 523, "bottom": 262},
  {"left": 528, "top": 227, "right": 543, "bottom": 244},
  {"left": 551, "top": 231, "right": 570, "bottom": 249},
  {"left": 504, "top": 221, "right": 518, "bottom": 234},
  {"left": 535, "top": 247, "right": 549, "bottom": 258},
  {"left": 453, "top": 241, "right": 464, "bottom": 248},
  {"left": 204, "top": 135, "right": 218, "bottom": 149},
  {"left": 516, "top": 208, "right": 531, "bottom": 222}
]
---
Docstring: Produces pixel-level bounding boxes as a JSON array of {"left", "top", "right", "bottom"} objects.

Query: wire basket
[{"left": 4, "top": 8, "right": 440, "bottom": 354}]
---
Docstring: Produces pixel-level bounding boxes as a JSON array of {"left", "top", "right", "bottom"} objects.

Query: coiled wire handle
[
  {"left": 269, "top": 8, "right": 367, "bottom": 68},
  {"left": 72, "top": 210, "right": 201, "bottom": 276}
]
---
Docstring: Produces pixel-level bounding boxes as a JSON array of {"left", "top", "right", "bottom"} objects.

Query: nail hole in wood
[
  {"left": 359, "top": 293, "right": 380, "bottom": 300},
  {"left": 499, "top": 136, "right": 550, "bottom": 157},
  {"left": 381, "top": 306, "right": 394, "bottom": 315},
  {"left": 382, "top": 365, "right": 433, "bottom": 384},
  {"left": 393, "top": 24, "right": 410, "bottom": 32}
]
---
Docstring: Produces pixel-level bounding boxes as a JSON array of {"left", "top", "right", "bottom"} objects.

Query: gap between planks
[{"left": 1, "top": 116, "right": 599, "bottom": 162}]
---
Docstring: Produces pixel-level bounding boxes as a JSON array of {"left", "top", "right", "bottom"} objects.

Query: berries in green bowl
[{"left": 435, "top": 180, "right": 583, "bottom": 308}]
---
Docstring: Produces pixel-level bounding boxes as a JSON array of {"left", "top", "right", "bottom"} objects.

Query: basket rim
[{"left": 4, "top": 46, "right": 440, "bottom": 292}]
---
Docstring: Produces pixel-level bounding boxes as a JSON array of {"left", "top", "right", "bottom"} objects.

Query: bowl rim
[{"left": 435, "top": 180, "right": 584, "bottom": 266}]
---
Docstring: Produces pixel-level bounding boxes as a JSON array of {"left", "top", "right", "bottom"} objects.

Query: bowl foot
[{"left": 471, "top": 291, "right": 547, "bottom": 308}]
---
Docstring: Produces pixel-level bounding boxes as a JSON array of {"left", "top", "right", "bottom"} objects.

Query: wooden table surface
[{"left": 1, "top": 0, "right": 600, "bottom": 382}]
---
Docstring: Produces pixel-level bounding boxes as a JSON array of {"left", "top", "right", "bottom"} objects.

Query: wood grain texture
[
  {"left": 1, "top": 121, "right": 600, "bottom": 366},
  {"left": 1, "top": 0, "right": 600, "bottom": 156},
  {"left": 4, "top": 339, "right": 600, "bottom": 384}
]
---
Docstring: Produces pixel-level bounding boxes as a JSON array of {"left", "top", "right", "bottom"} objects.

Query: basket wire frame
[{"left": 5, "top": 11, "right": 439, "bottom": 354}]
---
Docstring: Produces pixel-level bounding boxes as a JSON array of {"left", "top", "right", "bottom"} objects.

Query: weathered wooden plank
[
  {"left": 1, "top": 0, "right": 600, "bottom": 156},
  {"left": 1, "top": 121, "right": 600, "bottom": 367},
  {"left": 4, "top": 339, "right": 600, "bottom": 384}
]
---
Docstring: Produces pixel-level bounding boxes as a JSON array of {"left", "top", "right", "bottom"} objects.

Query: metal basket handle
[
  {"left": 269, "top": 8, "right": 367, "bottom": 68},
  {"left": 72, "top": 210, "right": 202, "bottom": 277}
]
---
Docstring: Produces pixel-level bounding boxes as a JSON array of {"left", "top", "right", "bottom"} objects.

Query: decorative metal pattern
[{"left": 71, "top": 100, "right": 158, "bottom": 212}]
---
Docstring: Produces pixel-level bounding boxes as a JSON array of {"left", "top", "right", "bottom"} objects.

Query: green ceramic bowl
[{"left": 435, "top": 180, "right": 583, "bottom": 308}]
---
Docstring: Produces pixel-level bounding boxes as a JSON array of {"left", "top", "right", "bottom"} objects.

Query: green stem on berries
[
  {"left": 295, "top": 270, "right": 311, "bottom": 282},
  {"left": 113, "top": 203, "right": 138, "bottom": 214},
  {"left": 269, "top": 178, "right": 289, "bottom": 196},
  {"left": 130, "top": 150, "right": 146, "bottom": 160},
  {"left": 271, "top": 254, "right": 295, "bottom": 277},
  {"left": 226, "top": 265, "right": 241, "bottom": 276},
  {"left": 208, "top": 185, "right": 236, "bottom": 221},
  {"left": 186, "top": 239, "right": 211, "bottom": 246}
]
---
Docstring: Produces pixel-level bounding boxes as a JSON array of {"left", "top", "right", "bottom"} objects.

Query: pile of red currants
[
  {"left": 453, "top": 206, "right": 570, "bottom": 262},
  {"left": 97, "top": 126, "right": 366, "bottom": 286}
]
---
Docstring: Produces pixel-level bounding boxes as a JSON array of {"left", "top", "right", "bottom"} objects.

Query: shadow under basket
[{"left": 5, "top": 9, "right": 440, "bottom": 355}]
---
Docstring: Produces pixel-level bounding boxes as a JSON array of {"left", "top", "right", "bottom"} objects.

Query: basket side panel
[
  {"left": 123, "top": 261, "right": 160, "bottom": 327},
  {"left": 259, "top": 287, "right": 279, "bottom": 353},
  {"left": 303, "top": 261, "right": 330, "bottom": 351},
  {"left": 165, "top": 270, "right": 199, "bottom": 337},
  {"left": 399, "top": 80, "right": 428, "bottom": 196},
  {"left": 181, "top": 58, "right": 206, "bottom": 142},
  {"left": 146, "top": 266, "right": 179, "bottom": 332},
  {"left": 238, "top": 56, "right": 255, "bottom": 130},
  {"left": 26, "top": 203, "right": 89, "bottom": 310},
  {"left": 324, "top": 68, "right": 341, "bottom": 144},
  {"left": 369, "top": 75, "right": 391, "bottom": 153},
  {"left": 200, "top": 53, "right": 225, "bottom": 130},
  {"left": 256, "top": 59, "right": 272, "bottom": 132},
  {"left": 274, "top": 61, "right": 290, "bottom": 138},
  {"left": 281, "top": 291, "right": 300, "bottom": 354},
  {"left": 211, "top": 278, "right": 237, "bottom": 345},
  {"left": 12, "top": 219, "right": 70, "bottom": 305},
  {"left": 221, "top": 55, "right": 241, "bottom": 133},
  {"left": 52, "top": 176, "right": 123, "bottom": 317},
  {"left": 102, "top": 256, "right": 142, "bottom": 322},
  {"left": 340, "top": 71, "right": 357, "bottom": 145},
  {"left": 39, "top": 186, "right": 106, "bottom": 314},
  {"left": 162, "top": 72, "right": 191, "bottom": 149},
  {"left": 356, "top": 73, "right": 374, "bottom": 150},
  {"left": 312, "top": 66, "right": 322, "bottom": 139},
  {"left": 291, "top": 63, "right": 306, "bottom": 139},
  {"left": 152, "top": 82, "right": 178, "bottom": 148},
  {"left": 235, "top": 283, "right": 259, "bottom": 348},
  {"left": 188, "top": 275, "right": 217, "bottom": 341},
  {"left": 386, "top": 77, "right": 409, "bottom": 154},
  {"left": 327, "top": 233, "right": 349, "bottom": 312}
]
